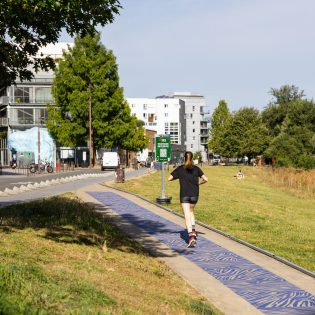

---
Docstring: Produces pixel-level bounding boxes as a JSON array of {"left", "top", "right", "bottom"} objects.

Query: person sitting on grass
[{"left": 235, "top": 169, "right": 244, "bottom": 180}]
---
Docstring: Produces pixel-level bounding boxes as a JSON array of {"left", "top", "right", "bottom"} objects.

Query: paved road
[
  {"left": 0, "top": 167, "right": 105, "bottom": 191},
  {"left": 0, "top": 167, "right": 148, "bottom": 207}
]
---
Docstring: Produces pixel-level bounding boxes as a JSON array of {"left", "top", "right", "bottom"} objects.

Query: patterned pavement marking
[{"left": 88, "top": 191, "right": 315, "bottom": 315}]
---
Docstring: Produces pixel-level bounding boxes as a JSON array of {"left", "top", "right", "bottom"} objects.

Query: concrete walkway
[{"left": 76, "top": 183, "right": 315, "bottom": 315}]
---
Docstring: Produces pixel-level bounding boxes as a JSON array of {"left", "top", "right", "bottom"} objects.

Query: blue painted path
[{"left": 88, "top": 191, "right": 315, "bottom": 315}]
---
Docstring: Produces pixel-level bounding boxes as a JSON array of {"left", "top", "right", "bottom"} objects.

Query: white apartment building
[
  {"left": 169, "top": 92, "right": 209, "bottom": 152},
  {"left": 127, "top": 97, "right": 186, "bottom": 146}
]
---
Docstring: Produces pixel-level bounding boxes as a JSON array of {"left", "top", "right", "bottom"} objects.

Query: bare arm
[
  {"left": 168, "top": 175, "right": 174, "bottom": 181},
  {"left": 199, "top": 174, "right": 208, "bottom": 185}
]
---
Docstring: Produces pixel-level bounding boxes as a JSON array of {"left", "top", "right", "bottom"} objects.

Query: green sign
[{"left": 155, "top": 135, "right": 171, "bottom": 162}]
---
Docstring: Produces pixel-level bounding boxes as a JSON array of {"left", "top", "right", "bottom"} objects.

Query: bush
[
  {"left": 296, "top": 155, "right": 315, "bottom": 170},
  {"left": 273, "top": 156, "right": 292, "bottom": 168}
]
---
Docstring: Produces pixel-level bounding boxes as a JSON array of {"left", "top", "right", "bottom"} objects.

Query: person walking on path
[{"left": 168, "top": 151, "right": 208, "bottom": 248}]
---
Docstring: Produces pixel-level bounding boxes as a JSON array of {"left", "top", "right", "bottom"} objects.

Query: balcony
[
  {"left": 0, "top": 117, "right": 9, "bottom": 126},
  {"left": 10, "top": 97, "right": 53, "bottom": 105},
  {"left": 8, "top": 119, "right": 47, "bottom": 127}
]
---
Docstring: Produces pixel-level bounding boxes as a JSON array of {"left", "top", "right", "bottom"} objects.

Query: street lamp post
[{"left": 88, "top": 82, "right": 93, "bottom": 168}]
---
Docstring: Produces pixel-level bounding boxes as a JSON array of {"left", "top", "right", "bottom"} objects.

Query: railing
[
  {"left": 9, "top": 119, "right": 47, "bottom": 126},
  {"left": 0, "top": 118, "right": 9, "bottom": 126},
  {"left": 11, "top": 97, "right": 53, "bottom": 104}
]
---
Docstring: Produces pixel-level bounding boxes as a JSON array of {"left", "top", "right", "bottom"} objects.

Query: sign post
[{"left": 155, "top": 135, "right": 172, "bottom": 204}]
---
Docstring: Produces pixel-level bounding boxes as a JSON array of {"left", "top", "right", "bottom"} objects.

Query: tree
[
  {"left": 47, "top": 33, "right": 147, "bottom": 165},
  {"left": 265, "top": 99, "right": 315, "bottom": 166},
  {"left": 270, "top": 85, "right": 305, "bottom": 105},
  {"left": 0, "top": 0, "right": 121, "bottom": 88},
  {"left": 262, "top": 85, "right": 305, "bottom": 137},
  {"left": 208, "top": 99, "right": 231, "bottom": 153},
  {"left": 220, "top": 107, "right": 269, "bottom": 160}
]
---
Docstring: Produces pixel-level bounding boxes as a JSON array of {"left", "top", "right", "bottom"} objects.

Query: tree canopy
[
  {"left": 47, "top": 33, "right": 147, "bottom": 163},
  {"left": 220, "top": 107, "right": 269, "bottom": 160},
  {"left": 262, "top": 85, "right": 305, "bottom": 137},
  {"left": 208, "top": 99, "right": 231, "bottom": 153},
  {"left": 265, "top": 99, "right": 315, "bottom": 167},
  {"left": 0, "top": 0, "right": 121, "bottom": 88},
  {"left": 208, "top": 85, "right": 315, "bottom": 169}
]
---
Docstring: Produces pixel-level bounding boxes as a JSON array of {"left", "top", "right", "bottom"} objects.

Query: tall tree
[
  {"left": 47, "top": 33, "right": 147, "bottom": 165},
  {"left": 265, "top": 99, "right": 315, "bottom": 164},
  {"left": 220, "top": 107, "right": 269, "bottom": 160},
  {"left": 0, "top": 0, "right": 121, "bottom": 88},
  {"left": 262, "top": 85, "right": 305, "bottom": 137},
  {"left": 208, "top": 99, "right": 231, "bottom": 153}
]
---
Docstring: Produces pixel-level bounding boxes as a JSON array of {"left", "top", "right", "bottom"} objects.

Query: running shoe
[{"left": 187, "top": 235, "right": 197, "bottom": 248}]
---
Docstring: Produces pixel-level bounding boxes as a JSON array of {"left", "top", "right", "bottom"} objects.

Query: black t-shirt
[{"left": 171, "top": 165, "right": 204, "bottom": 198}]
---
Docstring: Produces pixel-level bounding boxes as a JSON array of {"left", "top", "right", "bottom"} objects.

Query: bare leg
[
  {"left": 181, "top": 203, "right": 193, "bottom": 233},
  {"left": 189, "top": 203, "right": 196, "bottom": 227}
]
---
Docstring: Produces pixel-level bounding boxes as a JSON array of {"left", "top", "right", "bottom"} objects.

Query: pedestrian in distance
[{"left": 168, "top": 151, "right": 208, "bottom": 248}]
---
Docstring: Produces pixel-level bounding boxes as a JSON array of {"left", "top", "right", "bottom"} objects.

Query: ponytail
[{"left": 184, "top": 151, "right": 193, "bottom": 169}]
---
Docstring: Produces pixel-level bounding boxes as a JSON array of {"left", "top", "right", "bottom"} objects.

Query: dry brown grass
[{"left": 253, "top": 167, "right": 315, "bottom": 197}]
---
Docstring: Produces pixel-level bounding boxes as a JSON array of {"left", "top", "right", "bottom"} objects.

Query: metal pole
[
  {"left": 38, "top": 126, "right": 40, "bottom": 164},
  {"left": 161, "top": 162, "right": 165, "bottom": 198},
  {"left": 89, "top": 83, "right": 92, "bottom": 168}
]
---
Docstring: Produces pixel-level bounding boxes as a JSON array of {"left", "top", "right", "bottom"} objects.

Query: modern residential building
[
  {"left": 127, "top": 93, "right": 209, "bottom": 154},
  {"left": 0, "top": 43, "right": 71, "bottom": 166},
  {"left": 169, "top": 92, "right": 209, "bottom": 153},
  {"left": 127, "top": 97, "right": 186, "bottom": 146}
]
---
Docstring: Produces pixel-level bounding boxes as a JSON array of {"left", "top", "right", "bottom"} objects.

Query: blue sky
[{"left": 62, "top": 0, "right": 315, "bottom": 112}]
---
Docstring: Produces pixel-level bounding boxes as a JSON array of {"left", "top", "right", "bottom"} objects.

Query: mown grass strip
[{"left": 0, "top": 194, "right": 221, "bottom": 315}]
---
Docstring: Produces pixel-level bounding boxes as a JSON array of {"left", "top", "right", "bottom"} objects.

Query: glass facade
[{"left": 11, "top": 86, "right": 53, "bottom": 104}]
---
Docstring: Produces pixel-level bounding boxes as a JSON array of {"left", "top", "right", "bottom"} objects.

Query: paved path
[{"left": 76, "top": 184, "right": 315, "bottom": 315}]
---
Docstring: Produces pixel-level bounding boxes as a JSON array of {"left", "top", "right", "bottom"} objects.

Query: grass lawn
[
  {"left": 113, "top": 166, "right": 315, "bottom": 272},
  {"left": 0, "top": 194, "right": 221, "bottom": 315}
]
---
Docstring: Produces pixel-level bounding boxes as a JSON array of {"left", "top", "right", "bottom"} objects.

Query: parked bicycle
[{"left": 29, "top": 161, "right": 53, "bottom": 174}]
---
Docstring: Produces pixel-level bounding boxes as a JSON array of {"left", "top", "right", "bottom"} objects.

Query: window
[
  {"left": 14, "top": 108, "right": 34, "bottom": 124},
  {"left": 143, "top": 113, "right": 147, "bottom": 118},
  {"left": 165, "top": 113, "right": 168, "bottom": 117},
  {"left": 192, "top": 106, "right": 195, "bottom": 111},
  {"left": 143, "top": 104, "right": 147, "bottom": 110},
  {"left": 193, "top": 136, "right": 195, "bottom": 140},
  {"left": 164, "top": 104, "right": 168, "bottom": 108},
  {"left": 193, "top": 121, "right": 195, "bottom": 125},
  {"left": 14, "top": 87, "right": 30, "bottom": 103},
  {"left": 193, "top": 129, "right": 195, "bottom": 133},
  {"left": 148, "top": 113, "right": 154, "bottom": 122},
  {"left": 35, "top": 108, "right": 48, "bottom": 124},
  {"left": 191, "top": 144, "right": 193, "bottom": 149},
  {"left": 132, "top": 104, "right": 135, "bottom": 108},
  {"left": 35, "top": 87, "right": 52, "bottom": 103},
  {"left": 190, "top": 113, "right": 193, "bottom": 118}
]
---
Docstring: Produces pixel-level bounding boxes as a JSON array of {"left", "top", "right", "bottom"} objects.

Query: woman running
[{"left": 168, "top": 151, "right": 208, "bottom": 247}]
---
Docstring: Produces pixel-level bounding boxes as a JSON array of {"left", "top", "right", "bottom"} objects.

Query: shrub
[
  {"left": 296, "top": 155, "right": 315, "bottom": 170},
  {"left": 273, "top": 156, "right": 292, "bottom": 168}
]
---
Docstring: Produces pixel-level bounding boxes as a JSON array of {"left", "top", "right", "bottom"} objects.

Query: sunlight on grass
[
  {"left": 0, "top": 195, "right": 221, "bottom": 315},
  {"left": 113, "top": 166, "right": 315, "bottom": 271}
]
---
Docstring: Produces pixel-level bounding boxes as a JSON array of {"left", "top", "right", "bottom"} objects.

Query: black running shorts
[{"left": 180, "top": 196, "right": 198, "bottom": 204}]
